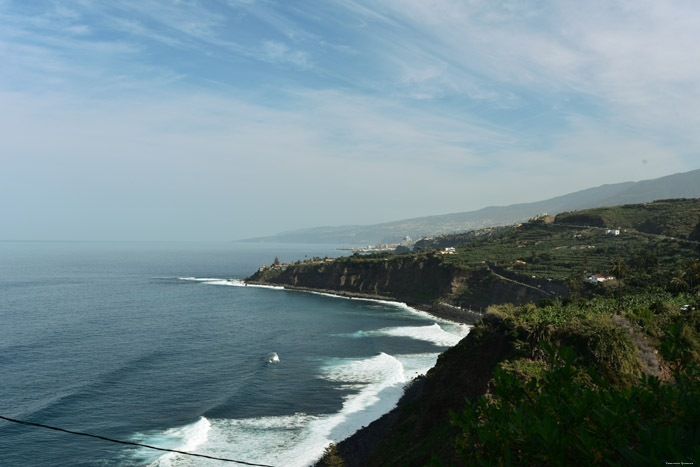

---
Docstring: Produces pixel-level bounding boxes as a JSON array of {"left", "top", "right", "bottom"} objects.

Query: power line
[{"left": 0, "top": 415, "right": 275, "bottom": 467}]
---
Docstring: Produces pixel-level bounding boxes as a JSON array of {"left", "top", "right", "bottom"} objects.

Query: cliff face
[
  {"left": 249, "top": 254, "right": 459, "bottom": 303},
  {"left": 248, "top": 254, "right": 564, "bottom": 312},
  {"left": 367, "top": 324, "right": 514, "bottom": 466}
]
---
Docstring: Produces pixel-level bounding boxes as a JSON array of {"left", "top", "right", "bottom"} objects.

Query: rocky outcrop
[
  {"left": 249, "top": 254, "right": 456, "bottom": 303},
  {"left": 247, "top": 254, "right": 568, "bottom": 318}
]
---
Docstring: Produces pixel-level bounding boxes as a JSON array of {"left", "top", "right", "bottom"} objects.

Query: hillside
[
  {"left": 555, "top": 198, "right": 700, "bottom": 239},
  {"left": 249, "top": 200, "right": 700, "bottom": 466},
  {"left": 242, "top": 168, "right": 700, "bottom": 245},
  {"left": 250, "top": 214, "right": 699, "bottom": 312},
  {"left": 341, "top": 291, "right": 700, "bottom": 466}
]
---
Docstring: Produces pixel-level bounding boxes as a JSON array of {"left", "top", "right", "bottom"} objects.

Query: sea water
[{"left": 0, "top": 242, "right": 469, "bottom": 466}]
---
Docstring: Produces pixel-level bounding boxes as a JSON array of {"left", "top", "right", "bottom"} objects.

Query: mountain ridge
[{"left": 241, "top": 168, "right": 700, "bottom": 245}]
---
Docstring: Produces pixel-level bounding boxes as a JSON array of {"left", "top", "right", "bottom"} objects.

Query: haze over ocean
[{"left": 0, "top": 241, "right": 468, "bottom": 466}]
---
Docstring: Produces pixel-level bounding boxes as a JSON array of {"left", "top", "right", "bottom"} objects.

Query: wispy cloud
[
  {"left": 256, "top": 40, "right": 311, "bottom": 68},
  {"left": 342, "top": 0, "right": 700, "bottom": 140},
  {"left": 1, "top": 0, "right": 699, "bottom": 240}
]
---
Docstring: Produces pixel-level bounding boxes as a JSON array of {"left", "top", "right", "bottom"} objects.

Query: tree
[
  {"left": 273, "top": 256, "right": 280, "bottom": 266},
  {"left": 672, "top": 260, "right": 700, "bottom": 294},
  {"left": 684, "top": 259, "right": 700, "bottom": 291},
  {"left": 565, "top": 270, "right": 585, "bottom": 298},
  {"left": 609, "top": 257, "right": 629, "bottom": 313}
]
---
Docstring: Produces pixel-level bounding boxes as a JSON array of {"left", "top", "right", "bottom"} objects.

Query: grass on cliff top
[
  {"left": 554, "top": 197, "right": 700, "bottom": 239},
  {"left": 440, "top": 287, "right": 700, "bottom": 466},
  {"left": 480, "top": 291, "right": 700, "bottom": 375},
  {"left": 368, "top": 288, "right": 700, "bottom": 467},
  {"left": 450, "top": 328, "right": 700, "bottom": 466}
]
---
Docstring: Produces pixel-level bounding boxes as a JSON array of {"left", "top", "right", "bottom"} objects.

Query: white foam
[
  {"left": 377, "top": 323, "right": 463, "bottom": 346},
  {"left": 178, "top": 277, "right": 284, "bottom": 289},
  {"left": 266, "top": 352, "right": 280, "bottom": 363},
  {"left": 307, "top": 291, "right": 414, "bottom": 312},
  {"left": 300, "top": 289, "right": 472, "bottom": 327},
  {"left": 131, "top": 417, "right": 211, "bottom": 466},
  {"left": 321, "top": 352, "right": 405, "bottom": 385},
  {"left": 339, "top": 323, "right": 468, "bottom": 347},
  {"left": 178, "top": 277, "right": 223, "bottom": 282},
  {"left": 183, "top": 277, "right": 471, "bottom": 329},
  {"left": 138, "top": 353, "right": 410, "bottom": 467},
  {"left": 395, "top": 353, "right": 440, "bottom": 379},
  {"left": 245, "top": 283, "right": 285, "bottom": 290}
]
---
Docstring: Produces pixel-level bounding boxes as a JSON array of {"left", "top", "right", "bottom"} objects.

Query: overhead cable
[{"left": 0, "top": 415, "right": 275, "bottom": 467}]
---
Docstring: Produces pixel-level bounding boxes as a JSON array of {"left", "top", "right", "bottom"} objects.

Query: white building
[{"left": 585, "top": 274, "right": 616, "bottom": 284}]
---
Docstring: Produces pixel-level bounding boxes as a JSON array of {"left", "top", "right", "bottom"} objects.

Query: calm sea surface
[{"left": 0, "top": 242, "right": 468, "bottom": 466}]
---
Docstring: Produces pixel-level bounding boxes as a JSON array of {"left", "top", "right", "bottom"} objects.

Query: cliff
[
  {"left": 323, "top": 293, "right": 700, "bottom": 466},
  {"left": 247, "top": 253, "right": 560, "bottom": 321},
  {"left": 249, "top": 253, "right": 456, "bottom": 303}
]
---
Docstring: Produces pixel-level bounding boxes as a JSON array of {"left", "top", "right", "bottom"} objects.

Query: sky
[{"left": 1, "top": 0, "right": 699, "bottom": 241}]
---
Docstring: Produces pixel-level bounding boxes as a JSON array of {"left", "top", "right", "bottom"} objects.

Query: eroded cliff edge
[{"left": 246, "top": 251, "right": 560, "bottom": 324}]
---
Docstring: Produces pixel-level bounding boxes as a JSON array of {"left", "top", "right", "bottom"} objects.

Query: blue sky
[{"left": 1, "top": 0, "right": 699, "bottom": 241}]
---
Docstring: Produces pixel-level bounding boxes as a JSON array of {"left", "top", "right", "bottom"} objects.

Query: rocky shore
[{"left": 244, "top": 281, "right": 483, "bottom": 325}]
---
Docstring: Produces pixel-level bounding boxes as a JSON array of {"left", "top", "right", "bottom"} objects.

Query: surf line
[
  {"left": 0, "top": 415, "right": 275, "bottom": 467},
  {"left": 242, "top": 280, "right": 475, "bottom": 327},
  {"left": 180, "top": 277, "right": 475, "bottom": 327}
]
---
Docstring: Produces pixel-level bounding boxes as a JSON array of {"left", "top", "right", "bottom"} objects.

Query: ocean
[{"left": 0, "top": 241, "right": 469, "bottom": 466}]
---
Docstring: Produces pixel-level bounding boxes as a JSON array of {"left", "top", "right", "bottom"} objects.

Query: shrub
[{"left": 450, "top": 335, "right": 700, "bottom": 466}]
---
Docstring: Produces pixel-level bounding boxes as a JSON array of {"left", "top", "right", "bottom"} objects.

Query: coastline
[
  {"left": 314, "top": 375, "right": 428, "bottom": 467},
  {"left": 243, "top": 279, "right": 479, "bottom": 465},
  {"left": 243, "top": 281, "right": 483, "bottom": 325}
]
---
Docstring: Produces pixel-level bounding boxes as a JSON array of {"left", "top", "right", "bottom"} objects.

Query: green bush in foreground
[
  {"left": 319, "top": 443, "right": 344, "bottom": 467},
  {"left": 448, "top": 325, "right": 700, "bottom": 466}
]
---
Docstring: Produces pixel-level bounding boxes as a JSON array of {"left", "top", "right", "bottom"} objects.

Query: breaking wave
[
  {"left": 135, "top": 353, "right": 410, "bottom": 467},
  {"left": 178, "top": 277, "right": 284, "bottom": 289},
  {"left": 339, "top": 323, "right": 466, "bottom": 347}
]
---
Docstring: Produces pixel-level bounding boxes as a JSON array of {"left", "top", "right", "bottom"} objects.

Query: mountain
[{"left": 241, "top": 168, "right": 700, "bottom": 245}]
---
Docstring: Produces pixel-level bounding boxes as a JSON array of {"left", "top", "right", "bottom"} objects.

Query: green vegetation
[
  {"left": 319, "top": 443, "right": 344, "bottom": 467},
  {"left": 252, "top": 200, "right": 700, "bottom": 313},
  {"left": 450, "top": 334, "right": 700, "bottom": 466},
  {"left": 690, "top": 220, "right": 700, "bottom": 241},
  {"left": 441, "top": 221, "right": 697, "bottom": 284},
  {"left": 355, "top": 207, "right": 699, "bottom": 465},
  {"left": 555, "top": 198, "right": 700, "bottom": 239},
  {"left": 413, "top": 226, "right": 513, "bottom": 251},
  {"left": 250, "top": 200, "right": 700, "bottom": 466},
  {"left": 373, "top": 291, "right": 700, "bottom": 466}
]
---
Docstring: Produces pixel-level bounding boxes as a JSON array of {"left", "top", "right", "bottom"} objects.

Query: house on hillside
[
  {"left": 585, "top": 274, "right": 615, "bottom": 284},
  {"left": 605, "top": 229, "right": 621, "bottom": 236}
]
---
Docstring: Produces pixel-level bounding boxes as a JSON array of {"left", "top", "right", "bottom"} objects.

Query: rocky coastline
[
  {"left": 244, "top": 281, "right": 484, "bottom": 325},
  {"left": 243, "top": 278, "right": 486, "bottom": 465}
]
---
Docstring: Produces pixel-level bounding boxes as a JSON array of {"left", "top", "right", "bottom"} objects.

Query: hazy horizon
[{"left": 2, "top": 1, "right": 700, "bottom": 241}]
